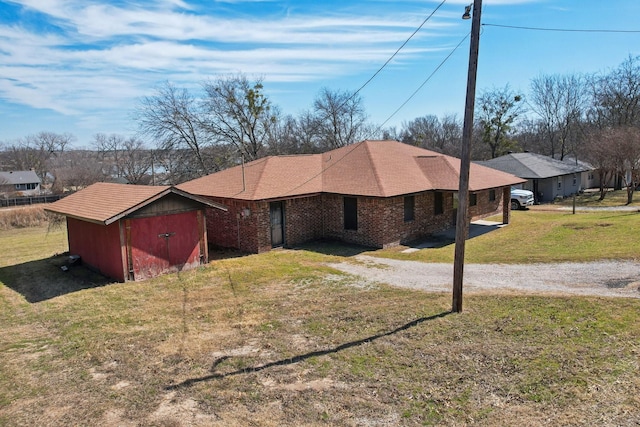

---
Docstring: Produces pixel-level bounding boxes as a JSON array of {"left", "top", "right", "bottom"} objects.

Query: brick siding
[
  {"left": 203, "top": 188, "right": 507, "bottom": 253},
  {"left": 469, "top": 189, "right": 505, "bottom": 221},
  {"left": 284, "top": 196, "right": 324, "bottom": 247}
]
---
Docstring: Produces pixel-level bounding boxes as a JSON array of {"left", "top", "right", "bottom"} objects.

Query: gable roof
[
  {"left": 179, "top": 140, "right": 524, "bottom": 200},
  {"left": 477, "top": 152, "right": 591, "bottom": 179},
  {"left": 45, "top": 182, "right": 226, "bottom": 225},
  {"left": 0, "top": 170, "right": 40, "bottom": 185}
]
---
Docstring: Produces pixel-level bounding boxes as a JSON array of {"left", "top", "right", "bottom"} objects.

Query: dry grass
[
  {"left": 0, "top": 205, "right": 65, "bottom": 231},
  {"left": 1, "top": 224, "right": 639, "bottom": 426}
]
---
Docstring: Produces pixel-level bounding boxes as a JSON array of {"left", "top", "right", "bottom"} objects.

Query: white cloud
[{"left": 0, "top": 0, "right": 474, "bottom": 122}]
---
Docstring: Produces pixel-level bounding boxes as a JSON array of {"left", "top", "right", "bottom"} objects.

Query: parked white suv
[{"left": 511, "top": 187, "right": 534, "bottom": 210}]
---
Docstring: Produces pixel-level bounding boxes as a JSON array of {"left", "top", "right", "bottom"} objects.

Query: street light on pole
[{"left": 452, "top": 0, "right": 482, "bottom": 313}]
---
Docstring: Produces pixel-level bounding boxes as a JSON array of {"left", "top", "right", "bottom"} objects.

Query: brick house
[{"left": 178, "top": 140, "right": 525, "bottom": 253}]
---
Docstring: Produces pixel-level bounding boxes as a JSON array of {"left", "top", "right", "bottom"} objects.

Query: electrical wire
[
  {"left": 272, "top": 1, "right": 486, "bottom": 197},
  {"left": 349, "top": 0, "right": 449, "bottom": 101},
  {"left": 482, "top": 23, "right": 640, "bottom": 33},
  {"left": 281, "top": 31, "right": 472, "bottom": 196},
  {"left": 371, "top": 33, "right": 470, "bottom": 135}
]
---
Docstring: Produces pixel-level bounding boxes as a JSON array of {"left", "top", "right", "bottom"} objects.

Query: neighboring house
[
  {"left": 573, "top": 158, "right": 633, "bottom": 191},
  {"left": 45, "top": 182, "right": 226, "bottom": 282},
  {"left": 178, "top": 140, "right": 524, "bottom": 253},
  {"left": 0, "top": 170, "right": 41, "bottom": 197},
  {"left": 477, "top": 152, "right": 591, "bottom": 203},
  {"left": 565, "top": 158, "right": 599, "bottom": 190}
]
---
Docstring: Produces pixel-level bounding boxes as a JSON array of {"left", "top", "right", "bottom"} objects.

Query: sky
[{"left": 1, "top": 0, "right": 639, "bottom": 148}]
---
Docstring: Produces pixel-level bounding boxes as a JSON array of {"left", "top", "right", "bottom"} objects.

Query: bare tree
[
  {"left": 94, "top": 133, "right": 125, "bottom": 178},
  {"left": 439, "top": 114, "right": 463, "bottom": 156},
  {"left": 609, "top": 127, "right": 640, "bottom": 204},
  {"left": 589, "top": 55, "right": 640, "bottom": 128},
  {"left": 584, "top": 125, "right": 640, "bottom": 203},
  {"left": 50, "top": 150, "right": 104, "bottom": 193},
  {"left": 0, "top": 173, "right": 9, "bottom": 197},
  {"left": 476, "top": 85, "right": 525, "bottom": 159},
  {"left": 380, "top": 126, "right": 399, "bottom": 141},
  {"left": 201, "top": 74, "right": 276, "bottom": 161},
  {"left": 1, "top": 131, "right": 75, "bottom": 189},
  {"left": 265, "top": 113, "right": 309, "bottom": 155},
  {"left": 529, "top": 73, "right": 588, "bottom": 160},
  {"left": 119, "top": 137, "right": 152, "bottom": 184},
  {"left": 94, "top": 133, "right": 152, "bottom": 184},
  {"left": 400, "top": 115, "right": 441, "bottom": 148},
  {"left": 312, "top": 87, "right": 368, "bottom": 149},
  {"left": 399, "top": 114, "right": 461, "bottom": 156},
  {"left": 137, "top": 81, "right": 215, "bottom": 177},
  {"left": 583, "top": 127, "right": 618, "bottom": 200},
  {"left": 293, "top": 111, "right": 324, "bottom": 154},
  {"left": 513, "top": 118, "right": 546, "bottom": 154}
]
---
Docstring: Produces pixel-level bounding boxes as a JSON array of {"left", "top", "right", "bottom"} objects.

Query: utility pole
[{"left": 452, "top": 0, "right": 482, "bottom": 313}]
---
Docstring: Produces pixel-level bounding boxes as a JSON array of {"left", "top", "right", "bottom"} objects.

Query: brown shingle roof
[
  {"left": 179, "top": 155, "right": 324, "bottom": 200},
  {"left": 45, "top": 182, "right": 226, "bottom": 225},
  {"left": 178, "top": 140, "right": 524, "bottom": 200}
]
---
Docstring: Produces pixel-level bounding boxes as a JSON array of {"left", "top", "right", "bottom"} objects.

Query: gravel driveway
[{"left": 329, "top": 256, "right": 640, "bottom": 298}]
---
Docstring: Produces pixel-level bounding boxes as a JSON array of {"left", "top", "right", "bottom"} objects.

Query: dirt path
[{"left": 329, "top": 256, "right": 640, "bottom": 298}]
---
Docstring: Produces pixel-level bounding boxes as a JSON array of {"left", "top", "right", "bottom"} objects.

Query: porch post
[{"left": 503, "top": 187, "right": 510, "bottom": 225}]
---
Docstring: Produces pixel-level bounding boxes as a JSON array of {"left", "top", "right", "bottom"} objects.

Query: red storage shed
[{"left": 45, "top": 183, "right": 226, "bottom": 282}]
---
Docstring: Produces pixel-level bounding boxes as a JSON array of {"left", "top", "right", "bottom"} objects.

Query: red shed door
[{"left": 128, "top": 211, "right": 201, "bottom": 280}]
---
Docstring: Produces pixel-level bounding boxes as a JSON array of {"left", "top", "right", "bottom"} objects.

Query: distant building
[
  {"left": 477, "top": 153, "right": 591, "bottom": 203},
  {"left": 0, "top": 170, "right": 42, "bottom": 197}
]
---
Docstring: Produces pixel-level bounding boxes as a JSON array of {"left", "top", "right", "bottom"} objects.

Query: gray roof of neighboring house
[
  {"left": 476, "top": 152, "right": 592, "bottom": 179},
  {"left": 0, "top": 170, "right": 41, "bottom": 185}
]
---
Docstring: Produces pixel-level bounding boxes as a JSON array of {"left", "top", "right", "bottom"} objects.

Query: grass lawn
[
  {"left": 552, "top": 189, "right": 640, "bottom": 208},
  {"left": 372, "top": 209, "right": 640, "bottom": 264},
  {"left": 0, "top": 212, "right": 639, "bottom": 426}
]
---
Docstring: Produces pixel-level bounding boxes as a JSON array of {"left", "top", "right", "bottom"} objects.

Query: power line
[
  {"left": 369, "top": 21, "right": 640, "bottom": 134},
  {"left": 260, "top": 2, "right": 458, "bottom": 196},
  {"left": 483, "top": 23, "right": 640, "bottom": 33},
  {"left": 371, "top": 33, "right": 470, "bottom": 135},
  {"left": 350, "top": 0, "right": 449, "bottom": 100}
]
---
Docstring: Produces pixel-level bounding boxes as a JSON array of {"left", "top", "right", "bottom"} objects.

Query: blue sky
[{"left": 1, "top": 0, "right": 639, "bottom": 148}]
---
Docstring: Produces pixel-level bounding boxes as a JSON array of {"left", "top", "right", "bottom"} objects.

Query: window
[
  {"left": 469, "top": 193, "right": 477, "bottom": 206},
  {"left": 14, "top": 183, "right": 37, "bottom": 190},
  {"left": 573, "top": 176, "right": 577, "bottom": 186},
  {"left": 558, "top": 178, "right": 562, "bottom": 190},
  {"left": 404, "top": 196, "right": 415, "bottom": 222},
  {"left": 344, "top": 197, "right": 357, "bottom": 230},
  {"left": 489, "top": 189, "right": 496, "bottom": 201},
  {"left": 434, "top": 192, "right": 444, "bottom": 215}
]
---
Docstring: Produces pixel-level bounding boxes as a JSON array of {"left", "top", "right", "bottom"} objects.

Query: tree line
[{"left": 2, "top": 56, "right": 639, "bottom": 202}]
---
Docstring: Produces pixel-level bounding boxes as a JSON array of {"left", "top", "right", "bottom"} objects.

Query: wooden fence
[{"left": 0, "top": 194, "right": 62, "bottom": 208}]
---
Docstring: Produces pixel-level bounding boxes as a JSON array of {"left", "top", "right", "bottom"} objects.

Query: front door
[{"left": 270, "top": 201, "right": 284, "bottom": 247}]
